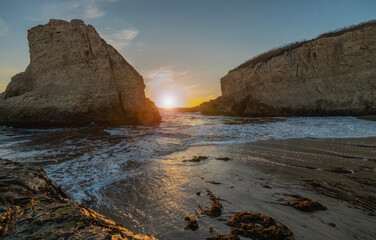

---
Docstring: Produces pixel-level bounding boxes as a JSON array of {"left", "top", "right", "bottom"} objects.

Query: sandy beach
[
  {"left": 2, "top": 113, "right": 376, "bottom": 239},
  {"left": 95, "top": 137, "right": 376, "bottom": 239}
]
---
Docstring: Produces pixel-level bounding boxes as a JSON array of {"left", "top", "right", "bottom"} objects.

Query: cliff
[
  {"left": 199, "top": 20, "right": 376, "bottom": 117},
  {"left": 0, "top": 159, "right": 157, "bottom": 239},
  {"left": 0, "top": 19, "right": 161, "bottom": 127}
]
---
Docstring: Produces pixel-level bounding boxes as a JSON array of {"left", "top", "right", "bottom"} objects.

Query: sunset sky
[{"left": 0, "top": 0, "right": 375, "bottom": 107}]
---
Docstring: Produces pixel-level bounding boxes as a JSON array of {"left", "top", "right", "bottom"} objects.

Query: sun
[
  {"left": 162, "top": 96, "right": 175, "bottom": 108},
  {"left": 154, "top": 90, "right": 185, "bottom": 108}
]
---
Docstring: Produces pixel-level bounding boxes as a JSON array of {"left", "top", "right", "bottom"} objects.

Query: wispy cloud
[
  {"left": 183, "top": 84, "right": 200, "bottom": 89},
  {"left": 27, "top": 16, "right": 48, "bottom": 22},
  {"left": 144, "top": 68, "right": 204, "bottom": 107},
  {"left": 26, "top": 0, "right": 139, "bottom": 51},
  {"left": 27, "top": 0, "right": 118, "bottom": 21},
  {"left": 82, "top": 3, "right": 105, "bottom": 19},
  {"left": 101, "top": 28, "right": 139, "bottom": 50},
  {"left": 145, "top": 68, "right": 190, "bottom": 89},
  {"left": 0, "top": 18, "right": 8, "bottom": 36}
]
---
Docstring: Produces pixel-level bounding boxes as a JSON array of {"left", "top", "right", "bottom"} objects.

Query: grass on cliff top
[{"left": 231, "top": 19, "right": 376, "bottom": 73}]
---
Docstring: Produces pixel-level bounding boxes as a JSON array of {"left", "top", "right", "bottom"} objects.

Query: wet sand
[{"left": 96, "top": 137, "right": 376, "bottom": 239}]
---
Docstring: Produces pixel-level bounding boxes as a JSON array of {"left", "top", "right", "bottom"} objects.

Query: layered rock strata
[
  {"left": 0, "top": 19, "right": 161, "bottom": 127},
  {"left": 198, "top": 20, "right": 376, "bottom": 117}
]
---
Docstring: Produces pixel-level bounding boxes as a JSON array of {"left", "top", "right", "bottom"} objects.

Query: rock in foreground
[
  {"left": 0, "top": 159, "right": 157, "bottom": 240},
  {"left": 195, "top": 20, "right": 376, "bottom": 117},
  {"left": 0, "top": 19, "right": 161, "bottom": 127}
]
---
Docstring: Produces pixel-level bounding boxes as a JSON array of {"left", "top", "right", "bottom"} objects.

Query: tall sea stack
[
  {"left": 0, "top": 19, "right": 161, "bottom": 127},
  {"left": 199, "top": 20, "right": 376, "bottom": 117}
]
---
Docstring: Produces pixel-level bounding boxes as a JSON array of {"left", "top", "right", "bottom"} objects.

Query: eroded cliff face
[
  {"left": 201, "top": 21, "right": 376, "bottom": 117},
  {"left": 0, "top": 159, "right": 157, "bottom": 239},
  {"left": 0, "top": 19, "right": 161, "bottom": 127}
]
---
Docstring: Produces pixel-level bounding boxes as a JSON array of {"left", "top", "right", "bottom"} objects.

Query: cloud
[
  {"left": 25, "top": 0, "right": 143, "bottom": 50},
  {"left": 97, "top": 0, "right": 119, "bottom": 3},
  {"left": 26, "top": 0, "right": 141, "bottom": 50},
  {"left": 183, "top": 84, "right": 199, "bottom": 89},
  {"left": 0, "top": 18, "right": 8, "bottom": 36},
  {"left": 112, "top": 29, "right": 139, "bottom": 40},
  {"left": 26, "top": 16, "right": 48, "bottom": 22},
  {"left": 144, "top": 68, "right": 203, "bottom": 107},
  {"left": 27, "top": 0, "right": 118, "bottom": 21},
  {"left": 26, "top": 0, "right": 140, "bottom": 50},
  {"left": 145, "top": 68, "right": 189, "bottom": 89},
  {"left": 82, "top": 2, "right": 105, "bottom": 19},
  {"left": 101, "top": 28, "right": 139, "bottom": 50}
]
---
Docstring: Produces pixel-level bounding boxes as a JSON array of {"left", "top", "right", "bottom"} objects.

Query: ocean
[
  {"left": 1, "top": 110, "right": 376, "bottom": 238},
  {"left": 1, "top": 110, "right": 376, "bottom": 205}
]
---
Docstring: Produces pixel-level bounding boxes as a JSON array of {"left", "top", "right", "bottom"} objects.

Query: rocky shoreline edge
[{"left": 0, "top": 159, "right": 156, "bottom": 240}]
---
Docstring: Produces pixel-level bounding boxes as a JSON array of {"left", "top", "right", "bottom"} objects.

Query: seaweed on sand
[
  {"left": 183, "top": 156, "right": 208, "bottom": 162},
  {"left": 226, "top": 211, "right": 294, "bottom": 240},
  {"left": 184, "top": 216, "right": 199, "bottom": 230},
  {"left": 200, "top": 190, "right": 223, "bottom": 217},
  {"left": 282, "top": 194, "right": 327, "bottom": 212}
]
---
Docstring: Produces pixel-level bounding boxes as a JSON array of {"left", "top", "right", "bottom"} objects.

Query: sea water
[{"left": 1, "top": 109, "right": 376, "bottom": 205}]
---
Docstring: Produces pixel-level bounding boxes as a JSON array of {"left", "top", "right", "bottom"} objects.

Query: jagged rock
[
  {"left": 198, "top": 20, "right": 376, "bottom": 117},
  {"left": 0, "top": 159, "right": 157, "bottom": 239},
  {"left": 0, "top": 19, "right": 161, "bottom": 127}
]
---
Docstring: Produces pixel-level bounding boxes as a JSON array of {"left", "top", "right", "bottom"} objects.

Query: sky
[{"left": 0, "top": 0, "right": 375, "bottom": 107}]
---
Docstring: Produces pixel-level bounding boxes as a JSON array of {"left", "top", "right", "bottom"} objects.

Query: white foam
[{"left": 2, "top": 111, "right": 376, "bottom": 205}]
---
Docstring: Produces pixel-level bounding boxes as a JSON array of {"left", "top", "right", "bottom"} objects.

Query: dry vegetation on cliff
[{"left": 232, "top": 20, "right": 376, "bottom": 72}]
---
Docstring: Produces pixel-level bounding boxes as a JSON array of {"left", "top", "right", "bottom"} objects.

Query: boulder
[{"left": 0, "top": 19, "right": 161, "bottom": 127}]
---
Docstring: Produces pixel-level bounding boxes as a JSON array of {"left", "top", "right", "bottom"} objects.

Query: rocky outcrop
[
  {"left": 0, "top": 159, "right": 157, "bottom": 239},
  {"left": 0, "top": 19, "right": 161, "bottom": 127},
  {"left": 198, "top": 20, "right": 376, "bottom": 117}
]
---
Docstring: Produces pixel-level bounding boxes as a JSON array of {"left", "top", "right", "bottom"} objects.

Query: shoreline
[
  {"left": 1, "top": 136, "right": 375, "bottom": 239},
  {"left": 0, "top": 159, "right": 157, "bottom": 240},
  {"left": 97, "top": 136, "right": 376, "bottom": 239}
]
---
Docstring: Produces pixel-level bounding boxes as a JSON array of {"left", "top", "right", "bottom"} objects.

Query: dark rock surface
[{"left": 0, "top": 159, "right": 156, "bottom": 239}]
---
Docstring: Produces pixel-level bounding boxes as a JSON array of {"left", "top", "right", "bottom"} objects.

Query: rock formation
[
  {"left": 0, "top": 19, "right": 161, "bottom": 127},
  {"left": 0, "top": 159, "right": 157, "bottom": 239},
  {"left": 197, "top": 20, "right": 376, "bottom": 117}
]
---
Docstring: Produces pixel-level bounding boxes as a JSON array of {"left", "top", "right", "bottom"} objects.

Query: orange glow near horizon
[
  {"left": 143, "top": 68, "right": 221, "bottom": 108},
  {"left": 149, "top": 88, "right": 219, "bottom": 109},
  {"left": 154, "top": 95, "right": 217, "bottom": 108},
  {"left": 152, "top": 89, "right": 219, "bottom": 108}
]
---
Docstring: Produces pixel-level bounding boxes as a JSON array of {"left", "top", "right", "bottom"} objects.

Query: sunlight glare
[
  {"left": 154, "top": 90, "right": 185, "bottom": 108},
  {"left": 163, "top": 96, "right": 175, "bottom": 108}
]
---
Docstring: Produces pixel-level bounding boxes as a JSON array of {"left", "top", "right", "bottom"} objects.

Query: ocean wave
[{"left": 1, "top": 110, "right": 376, "bottom": 205}]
